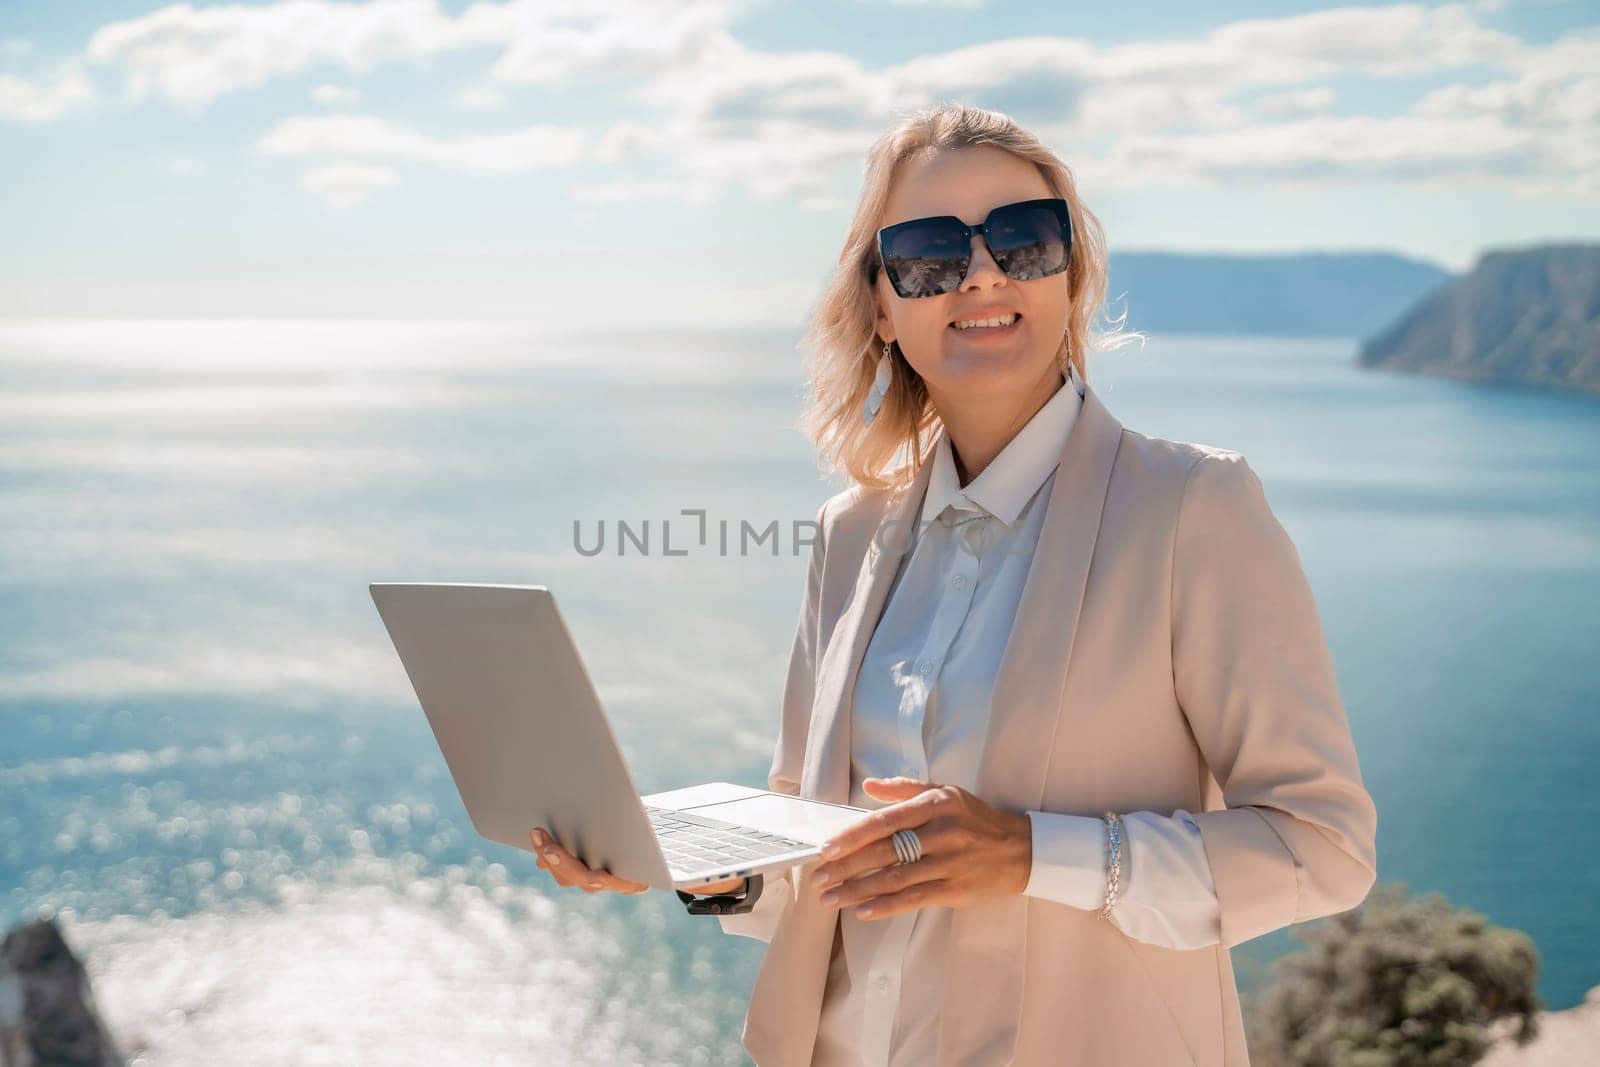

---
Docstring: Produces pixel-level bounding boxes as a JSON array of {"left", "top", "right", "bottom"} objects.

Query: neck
[{"left": 935, "top": 364, "right": 1067, "bottom": 487}]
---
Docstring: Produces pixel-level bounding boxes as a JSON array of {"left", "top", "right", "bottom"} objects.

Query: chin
[{"left": 931, "top": 342, "right": 1050, "bottom": 391}]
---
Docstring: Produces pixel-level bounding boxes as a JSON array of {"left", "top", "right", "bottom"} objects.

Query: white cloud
[
  {"left": 84, "top": 0, "right": 489, "bottom": 111},
  {"left": 1253, "top": 86, "right": 1338, "bottom": 118},
  {"left": 453, "top": 85, "right": 506, "bottom": 111},
  {"left": 310, "top": 82, "right": 362, "bottom": 106},
  {"left": 300, "top": 162, "right": 402, "bottom": 206},
  {"left": 576, "top": 114, "right": 876, "bottom": 209},
  {"left": 592, "top": 3, "right": 1582, "bottom": 202},
  {"left": 1414, "top": 39, "right": 1600, "bottom": 130},
  {"left": 1088, "top": 112, "right": 1540, "bottom": 190},
  {"left": 1187, "top": 3, "right": 1518, "bottom": 81},
  {"left": 701, "top": 2, "right": 1520, "bottom": 127},
  {"left": 258, "top": 114, "right": 588, "bottom": 174},
  {"left": 480, "top": 0, "right": 745, "bottom": 86},
  {"left": 23, "top": 0, "right": 1592, "bottom": 204},
  {"left": 0, "top": 36, "right": 35, "bottom": 60},
  {"left": 166, "top": 155, "right": 203, "bottom": 177},
  {"left": 81, "top": 0, "right": 754, "bottom": 110},
  {"left": 0, "top": 58, "right": 95, "bottom": 122},
  {"left": 612, "top": 5, "right": 1591, "bottom": 201}
]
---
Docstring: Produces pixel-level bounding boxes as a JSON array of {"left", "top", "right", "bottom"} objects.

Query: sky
[{"left": 1, "top": 0, "right": 1596, "bottom": 325}]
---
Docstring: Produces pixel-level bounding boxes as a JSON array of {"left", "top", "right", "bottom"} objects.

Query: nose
[{"left": 960, "top": 235, "right": 1007, "bottom": 290}]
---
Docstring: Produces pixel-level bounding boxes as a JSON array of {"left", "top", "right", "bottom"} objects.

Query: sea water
[{"left": 2, "top": 320, "right": 1596, "bottom": 1064}]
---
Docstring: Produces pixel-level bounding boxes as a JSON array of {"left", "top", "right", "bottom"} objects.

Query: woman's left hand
[{"left": 811, "top": 777, "right": 1032, "bottom": 920}]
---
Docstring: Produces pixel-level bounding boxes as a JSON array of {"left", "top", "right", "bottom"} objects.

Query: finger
[
  {"left": 572, "top": 859, "right": 611, "bottom": 891},
  {"left": 559, "top": 860, "right": 604, "bottom": 892},
  {"left": 826, "top": 810, "right": 966, "bottom": 887},
  {"left": 532, "top": 847, "right": 572, "bottom": 884},
  {"left": 820, "top": 855, "right": 951, "bottom": 912},
  {"left": 812, "top": 834, "right": 902, "bottom": 893},
  {"left": 587, "top": 869, "right": 649, "bottom": 893},
  {"left": 554, "top": 856, "right": 637, "bottom": 894},
  {"left": 862, "top": 776, "right": 938, "bottom": 800},
  {"left": 611, "top": 875, "right": 652, "bottom": 893},
  {"left": 850, "top": 877, "right": 950, "bottom": 921},
  {"left": 531, "top": 829, "right": 649, "bottom": 894},
  {"left": 820, "top": 786, "right": 949, "bottom": 861},
  {"left": 532, "top": 834, "right": 602, "bottom": 890},
  {"left": 531, "top": 828, "right": 567, "bottom": 868},
  {"left": 530, "top": 830, "right": 575, "bottom": 874}
]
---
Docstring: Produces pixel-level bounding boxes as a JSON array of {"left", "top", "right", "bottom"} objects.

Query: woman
[{"left": 531, "top": 104, "right": 1378, "bottom": 1066}]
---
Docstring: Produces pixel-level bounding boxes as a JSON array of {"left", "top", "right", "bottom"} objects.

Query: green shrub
[{"left": 1245, "top": 882, "right": 1543, "bottom": 1066}]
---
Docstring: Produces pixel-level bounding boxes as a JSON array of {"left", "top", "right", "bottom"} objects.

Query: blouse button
[{"left": 953, "top": 574, "right": 967, "bottom": 589}]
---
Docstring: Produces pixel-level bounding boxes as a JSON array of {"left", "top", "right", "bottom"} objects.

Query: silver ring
[{"left": 891, "top": 828, "right": 923, "bottom": 865}]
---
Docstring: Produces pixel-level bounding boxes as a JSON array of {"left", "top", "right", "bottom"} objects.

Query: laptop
[{"left": 368, "top": 582, "right": 872, "bottom": 896}]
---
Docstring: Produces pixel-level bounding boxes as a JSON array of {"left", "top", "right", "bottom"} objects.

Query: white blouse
[{"left": 720, "top": 365, "right": 1222, "bottom": 1066}]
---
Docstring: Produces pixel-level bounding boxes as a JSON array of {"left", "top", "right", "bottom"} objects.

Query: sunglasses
[{"left": 874, "top": 197, "right": 1073, "bottom": 299}]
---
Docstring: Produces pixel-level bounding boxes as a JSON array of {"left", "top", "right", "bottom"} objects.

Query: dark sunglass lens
[
  {"left": 986, "top": 203, "right": 1069, "bottom": 281},
  {"left": 882, "top": 219, "right": 969, "bottom": 297}
]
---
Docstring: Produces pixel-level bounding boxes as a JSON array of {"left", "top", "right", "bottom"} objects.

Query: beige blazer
[{"left": 738, "top": 377, "right": 1379, "bottom": 1066}]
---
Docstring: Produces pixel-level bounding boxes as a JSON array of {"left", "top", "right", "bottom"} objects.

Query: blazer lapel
[
  {"left": 936, "top": 377, "right": 1125, "bottom": 1065},
  {"left": 801, "top": 442, "right": 939, "bottom": 805}
]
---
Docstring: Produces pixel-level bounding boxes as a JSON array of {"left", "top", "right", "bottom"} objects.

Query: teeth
[{"left": 952, "top": 314, "right": 1017, "bottom": 330}]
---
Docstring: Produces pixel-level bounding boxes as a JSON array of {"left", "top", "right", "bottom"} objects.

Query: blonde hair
[{"left": 798, "top": 103, "right": 1142, "bottom": 491}]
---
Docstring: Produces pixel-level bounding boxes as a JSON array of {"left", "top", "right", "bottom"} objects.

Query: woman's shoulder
[
  {"left": 817, "top": 483, "right": 883, "bottom": 529},
  {"left": 1113, "top": 426, "right": 1283, "bottom": 542},
  {"left": 1115, "top": 424, "right": 1247, "bottom": 482}
]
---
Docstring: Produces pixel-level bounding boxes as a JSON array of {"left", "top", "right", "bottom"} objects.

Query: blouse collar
[{"left": 919, "top": 363, "right": 1084, "bottom": 529}]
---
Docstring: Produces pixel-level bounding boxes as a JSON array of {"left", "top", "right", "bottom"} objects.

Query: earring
[{"left": 863, "top": 341, "right": 893, "bottom": 427}]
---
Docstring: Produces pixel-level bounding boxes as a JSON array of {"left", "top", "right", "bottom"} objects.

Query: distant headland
[
  {"left": 1109, "top": 250, "right": 1451, "bottom": 338},
  {"left": 1358, "top": 243, "right": 1600, "bottom": 395}
]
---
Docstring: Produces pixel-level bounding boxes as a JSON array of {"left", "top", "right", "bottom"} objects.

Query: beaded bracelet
[{"left": 1098, "top": 811, "right": 1124, "bottom": 919}]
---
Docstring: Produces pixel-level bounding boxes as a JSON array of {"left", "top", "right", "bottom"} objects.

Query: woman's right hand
[
  {"left": 531, "top": 827, "right": 649, "bottom": 894},
  {"left": 529, "top": 828, "right": 746, "bottom": 897}
]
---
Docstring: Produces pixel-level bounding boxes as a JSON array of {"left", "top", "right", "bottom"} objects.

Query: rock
[
  {"left": 1358, "top": 243, "right": 1600, "bottom": 394},
  {"left": 1480, "top": 983, "right": 1600, "bottom": 1066},
  {"left": 1, "top": 919, "right": 123, "bottom": 1067}
]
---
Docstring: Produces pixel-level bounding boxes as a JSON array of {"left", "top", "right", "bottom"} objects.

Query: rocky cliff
[
  {"left": 1, "top": 919, "right": 123, "bottom": 1067},
  {"left": 1358, "top": 243, "right": 1600, "bottom": 394}
]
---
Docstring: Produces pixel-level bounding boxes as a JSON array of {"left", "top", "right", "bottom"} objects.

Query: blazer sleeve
[
  {"left": 767, "top": 496, "right": 829, "bottom": 797},
  {"left": 1172, "top": 450, "right": 1379, "bottom": 949},
  {"left": 717, "top": 497, "right": 830, "bottom": 941}
]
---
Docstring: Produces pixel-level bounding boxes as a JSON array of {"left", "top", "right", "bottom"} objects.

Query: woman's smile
[{"left": 948, "top": 310, "right": 1023, "bottom": 341}]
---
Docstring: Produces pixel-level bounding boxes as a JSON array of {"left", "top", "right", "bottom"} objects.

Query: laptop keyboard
[{"left": 644, "top": 805, "right": 813, "bottom": 873}]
